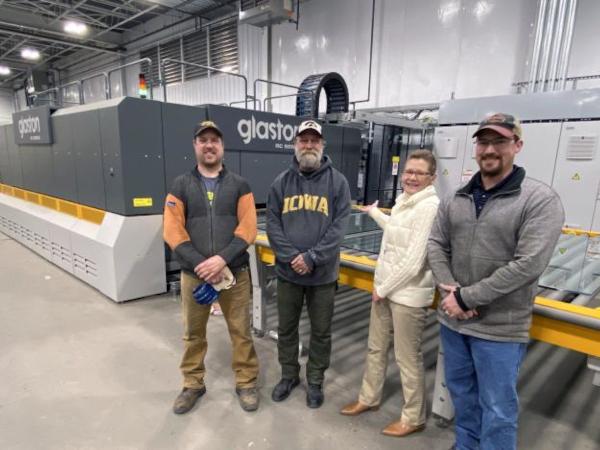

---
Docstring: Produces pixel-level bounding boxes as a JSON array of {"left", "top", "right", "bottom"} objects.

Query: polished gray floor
[{"left": 1, "top": 233, "right": 599, "bottom": 450}]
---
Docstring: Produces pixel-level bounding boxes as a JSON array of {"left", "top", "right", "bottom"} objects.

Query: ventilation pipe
[
  {"left": 528, "top": 0, "right": 547, "bottom": 93},
  {"left": 557, "top": 0, "right": 578, "bottom": 90},
  {"left": 548, "top": 0, "right": 568, "bottom": 91},
  {"left": 537, "top": 0, "right": 559, "bottom": 92},
  {"left": 528, "top": 0, "right": 578, "bottom": 92}
]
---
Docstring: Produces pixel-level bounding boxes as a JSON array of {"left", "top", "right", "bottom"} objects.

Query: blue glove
[{"left": 192, "top": 282, "right": 219, "bottom": 305}]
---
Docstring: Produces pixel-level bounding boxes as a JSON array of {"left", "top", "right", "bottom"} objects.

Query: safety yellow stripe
[
  {"left": 561, "top": 227, "right": 600, "bottom": 238},
  {"left": 535, "top": 296, "right": 600, "bottom": 319},
  {"left": 0, "top": 183, "right": 105, "bottom": 225},
  {"left": 530, "top": 316, "right": 600, "bottom": 357},
  {"left": 340, "top": 252, "right": 377, "bottom": 268},
  {"left": 254, "top": 238, "right": 600, "bottom": 356}
]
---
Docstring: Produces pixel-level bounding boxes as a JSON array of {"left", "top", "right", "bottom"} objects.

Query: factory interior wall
[
  {"left": 267, "top": 0, "right": 600, "bottom": 114},
  {"left": 9, "top": 0, "right": 600, "bottom": 115}
]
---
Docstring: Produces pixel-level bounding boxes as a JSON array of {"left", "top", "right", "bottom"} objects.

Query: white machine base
[{"left": 0, "top": 193, "right": 166, "bottom": 302}]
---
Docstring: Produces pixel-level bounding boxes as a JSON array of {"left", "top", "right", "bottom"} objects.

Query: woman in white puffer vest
[{"left": 340, "top": 150, "right": 439, "bottom": 438}]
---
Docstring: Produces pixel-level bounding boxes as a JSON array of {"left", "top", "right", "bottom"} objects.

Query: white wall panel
[
  {"left": 239, "top": 23, "right": 267, "bottom": 101},
  {"left": 0, "top": 90, "right": 15, "bottom": 123},
  {"left": 269, "top": 0, "right": 538, "bottom": 112},
  {"left": 153, "top": 73, "right": 246, "bottom": 106},
  {"left": 567, "top": 0, "right": 600, "bottom": 89}
]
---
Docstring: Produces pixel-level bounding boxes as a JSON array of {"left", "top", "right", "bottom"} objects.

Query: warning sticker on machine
[
  {"left": 461, "top": 169, "right": 473, "bottom": 183},
  {"left": 133, "top": 197, "right": 153, "bottom": 207},
  {"left": 392, "top": 156, "right": 400, "bottom": 176}
]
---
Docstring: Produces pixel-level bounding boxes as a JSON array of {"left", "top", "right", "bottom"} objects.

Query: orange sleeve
[
  {"left": 163, "top": 194, "right": 192, "bottom": 250},
  {"left": 234, "top": 192, "right": 257, "bottom": 244}
]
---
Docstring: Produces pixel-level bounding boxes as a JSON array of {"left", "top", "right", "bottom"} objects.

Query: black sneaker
[
  {"left": 236, "top": 386, "right": 259, "bottom": 412},
  {"left": 306, "top": 383, "right": 323, "bottom": 408},
  {"left": 172, "top": 386, "right": 206, "bottom": 414},
  {"left": 271, "top": 377, "right": 300, "bottom": 402}
]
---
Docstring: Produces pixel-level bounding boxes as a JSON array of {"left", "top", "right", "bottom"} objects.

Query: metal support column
[
  {"left": 431, "top": 341, "right": 455, "bottom": 426},
  {"left": 249, "top": 245, "right": 268, "bottom": 337}
]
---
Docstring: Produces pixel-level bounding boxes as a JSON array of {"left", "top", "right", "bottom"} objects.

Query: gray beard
[{"left": 295, "top": 149, "right": 322, "bottom": 172}]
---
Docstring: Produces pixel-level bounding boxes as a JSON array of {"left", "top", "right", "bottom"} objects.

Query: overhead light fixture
[
  {"left": 220, "top": 66, "right": 234, "bottom": 73},
  {"left": 0, "top": 65, "right": 11, "bottom": 76},
  {"left": 21, "top": 48, "right": 40, "bottom": 60},
  {"left": 64, "top": 20, "right": 88, "bottom": 36}
]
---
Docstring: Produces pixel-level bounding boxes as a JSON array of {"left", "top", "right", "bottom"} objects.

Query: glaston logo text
[
  {"left": 237, "top": 116, "right": 298, "bottom": 144},
  {"left": 18, "top": 115, "right": 41, "bottom": 139}
]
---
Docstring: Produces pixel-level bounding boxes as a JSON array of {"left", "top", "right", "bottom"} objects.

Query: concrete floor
[{"left": 1, "top": 232, "right": 599, "bottom": 450}]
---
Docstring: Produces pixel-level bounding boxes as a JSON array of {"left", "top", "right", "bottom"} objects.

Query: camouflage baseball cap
[
  {"left": 194, "top": 120, "right": 223, "bottom": 138},
  {"left": 472, "top": 113, "right": 523, "bottom": 140}
]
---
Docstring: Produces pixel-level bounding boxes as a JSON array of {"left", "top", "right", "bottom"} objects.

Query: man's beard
[
  {"left": 479, "top": 153, "right": 503, "bottom": 177},
  {"left": 199, "top": 153, "right": 222, "bottom": 168},
  {"left": 295, "top": 148, "right": 322, "bottom": 172}
]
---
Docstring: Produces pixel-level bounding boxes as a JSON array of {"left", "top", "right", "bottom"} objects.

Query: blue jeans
[{"left": 440, "top": 325, "right": 527, "bottom": 450}]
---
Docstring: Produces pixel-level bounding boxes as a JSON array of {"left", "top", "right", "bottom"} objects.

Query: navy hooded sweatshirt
[{"left": 266, "top": 155, "right": 351, "bottom": 286}]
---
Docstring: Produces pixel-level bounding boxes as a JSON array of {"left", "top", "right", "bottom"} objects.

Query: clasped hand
[
  {"left": 439, "top": 283, "right": 478, "bottom": 320},
  {"left": 194, "top": 255, "right": 227, "bottom": 284},
  {"left": 291, "top": 254, "right": 311, "bottom": 275}
]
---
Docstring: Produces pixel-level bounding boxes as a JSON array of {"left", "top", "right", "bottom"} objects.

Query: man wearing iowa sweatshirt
[
  {"left": 266, "top": 120, "right": 351, "bottom": 408},
  {"left": 163, "top": 120, "right": 259, "bottom": 414}
]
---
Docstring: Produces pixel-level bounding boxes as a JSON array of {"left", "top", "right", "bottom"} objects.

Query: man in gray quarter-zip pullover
[
  {"left": 164, "top": 120, "right": 259, "bottom": 414},
  {"left": 267, "top": 120, "right": 351, "bottom": 409},
  {"left": 428, "top": 113, "right": 564, "bottom": 450}
]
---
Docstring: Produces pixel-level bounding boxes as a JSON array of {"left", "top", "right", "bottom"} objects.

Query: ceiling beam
[
  {"left": 0, "top": 57, "right": 36, "bottom": 71},
  {"left": 0, "top": 4, "right": 122, "bottom": 45},
  {"left": 0, "top": 26, "right": 121, "bottom": 56},
  {"left": 93, "top": 4, "right": 160, "bottom": 39},
  {"left": 0, "top": 5, "right": 161, "bottom": 88}
]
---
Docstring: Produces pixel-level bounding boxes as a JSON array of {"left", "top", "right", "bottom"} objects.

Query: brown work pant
[
  {"left": 358, "top": 299, "right": 428, "bottom": 427},
  {"left": 179, "top": 269, "right": 259, "bottom": 389}
]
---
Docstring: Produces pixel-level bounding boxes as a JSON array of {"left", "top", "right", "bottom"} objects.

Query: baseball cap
[
  {"left": 296, "top": 120, "right": 323, "bottom": 137},
  {"left": 194, "top": 120, "right": 223, "bottom": 138},
  {"left": 472, "top": 113, "right": 523, "bottom": 140}
]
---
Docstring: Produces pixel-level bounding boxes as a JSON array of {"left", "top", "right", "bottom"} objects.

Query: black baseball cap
[{"left": 194, "top": 120, "right": 223, "bottom": 138}]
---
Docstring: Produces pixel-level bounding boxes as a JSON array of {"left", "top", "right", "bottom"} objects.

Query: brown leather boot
[
  {"left": 340, "top": 401, "right": 379, "bottom": 416},
  {"left": 381, "top": 420, "right": 425, "bottom": 437},
  {"left": 172, "top": 387, "right": 206, "bottom": 414},
  {"left": 236, "top": 386, "right": 259, "bottom": 412}
]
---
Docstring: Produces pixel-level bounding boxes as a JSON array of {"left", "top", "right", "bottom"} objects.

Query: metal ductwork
[
  {"left": 528, "top": 0, "right": 547, "bottom": 93},
  {"left": 527, "top": 0, "right": 578, "bottom": 92},
  {"left": 557, "top": 0, "right": 578, "bottom": 90}
]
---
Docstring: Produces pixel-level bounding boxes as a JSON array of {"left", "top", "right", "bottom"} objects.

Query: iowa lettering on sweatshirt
[
  {"left": 266, "top": 155, "right": 351, "bottom": 286},
  {"left": 282, "top": 194, "right": 328, "bottom": 216}
]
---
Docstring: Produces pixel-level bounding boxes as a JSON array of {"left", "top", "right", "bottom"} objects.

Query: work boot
[
  {"left": 271, "top": 378, "right": 300, "bottom": 402},
  {"left": 172, "top": 386, "right": 206, "bottom": 414},
  {"left": 306, "top": 383, "right": 324, "bottom": 409},
  {"left": 236, "top": 386, "right": 259, "bottom": 412}
]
